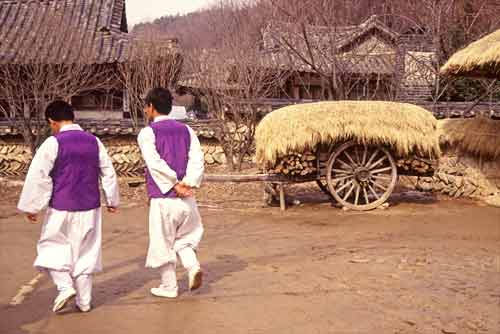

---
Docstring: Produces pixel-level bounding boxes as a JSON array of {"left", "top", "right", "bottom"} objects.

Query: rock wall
[
  {"left": 0, "top": 141, "right": 31, "bottom": 177},
  {"left": 1, "top": 137, "right": 499, "bottom": 207},
  {"left": 0, "top": 136, "right": 229, "bottom": 177},
  {"left": 410, "top": 152, "right": 500, "bottom": 206},
  {"left": 202, "top": 144, "right": 226, "bottom": 165},
  {"left": 101, "top": 137, "right": 143, "bottom": 177}
]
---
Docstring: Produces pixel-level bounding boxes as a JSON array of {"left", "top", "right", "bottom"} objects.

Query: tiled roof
[
  {"left": 262, "top": 15, "right": 397, "bottom": 52},
  {"left": 0, "top": 0, "right": 178, "bottom": 65},
  {"left": 261, "top": 50, "right": 396, "bottom": 75},
  {"left": 0, "top": 119, "right": 221, "bottom": 137},
  {"left": 261, "top": 15, "right": 399, "bottom": 75}
]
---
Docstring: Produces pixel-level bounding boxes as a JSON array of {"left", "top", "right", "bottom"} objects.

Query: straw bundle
[
  {"left": 438, "top": 117, "right": 500, "bottom": 160},
  {"left": 440, "top": 29, "right": 500, "bottom": 79},
  {"left": 255, "top": 101, "right": 441, "bottom": 165}
]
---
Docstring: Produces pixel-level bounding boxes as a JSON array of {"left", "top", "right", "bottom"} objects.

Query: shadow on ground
[{"left": 0, "top": 255, "right": 247, "bottom": 334}]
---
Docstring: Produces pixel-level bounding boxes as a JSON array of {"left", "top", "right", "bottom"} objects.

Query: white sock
[
  {"left": 178, "top": 247, "right": 200, "bottom": 272},
  {"left": 49, "top": 270, "right": 74, "bottom": 292},
  {"left": 160, "top": 263, "right": 178, "bottom": 291},
  {"left": 75, "top": 274, "right": 92, "bottom": 307}
]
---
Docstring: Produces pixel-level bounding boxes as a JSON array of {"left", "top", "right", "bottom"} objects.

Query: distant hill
[{"left": 131, "top": 9, "right": 225, "bottom": 50}]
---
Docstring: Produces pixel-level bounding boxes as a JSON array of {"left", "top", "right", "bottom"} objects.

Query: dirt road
[{"left": 0, "top": 183, "right": 499, "bottom": 334}]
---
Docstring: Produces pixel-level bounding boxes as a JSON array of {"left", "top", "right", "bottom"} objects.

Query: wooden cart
[{"left": 206, "top": 139, "right": 436, "bottom": 211}]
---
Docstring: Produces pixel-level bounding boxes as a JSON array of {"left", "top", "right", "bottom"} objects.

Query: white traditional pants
[
  {"left": 146, "top": 197, "right": 203, "bottom": 289},
  {"left": 50, "top": 271, "right": 93, "bottom": 308},
  {"left": 36, "top": 207, "right": 102, "bottom": 306}
]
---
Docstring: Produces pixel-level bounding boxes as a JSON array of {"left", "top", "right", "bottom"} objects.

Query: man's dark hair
[
  {"left": 144, "top": 87, "right": 173, "bottom": 115},
  {"left": 45, "top": 100, "right": 75, "bottom": 122}
]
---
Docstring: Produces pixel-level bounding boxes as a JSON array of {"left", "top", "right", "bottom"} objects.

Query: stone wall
[
  {"left": 0, "top": 141, "right": 31, "bottom": 177},
  {"left": 202, "top": 144, "right": 226, "bottom": 165},
  {"left": 409, "top": 152, "right": 500, "bottom": 206},
  {"left": 0, "top": 136, "right": 228, "bottom": 177},
  {"left": 1, "top": 131, "right": 499, "bottom": 207},
  {"left": 419, "top": 102, "right": 500, "bottom": 119}
]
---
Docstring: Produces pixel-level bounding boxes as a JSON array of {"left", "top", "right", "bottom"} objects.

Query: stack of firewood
[
  {"left": 271, "top": 151, "right": 317, "bottom": 176},
  {"left": 396, "top": 157, "right": 435, "bottom": 175}
]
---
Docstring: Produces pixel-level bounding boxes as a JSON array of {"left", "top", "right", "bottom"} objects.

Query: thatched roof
[
  {"left": 440, "top": 29, "right": 500, "bottom": 79},
  {"left": 255, "top": 101, "right": 441, "bottom": 165},
  {"left": 438, "top": 117, "right": 500, "bottom": 160}
]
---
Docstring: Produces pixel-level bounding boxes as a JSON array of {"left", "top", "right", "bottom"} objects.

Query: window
[{"left": 71, "top": 90, "right": 123, "bottom": 111}]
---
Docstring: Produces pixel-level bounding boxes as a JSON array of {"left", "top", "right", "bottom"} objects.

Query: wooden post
[
  {"left": 123, "top": 89, "right": 129, "bottom": 118},
  {"left": 292, "top": 85, "right": 300, "bottom": 100},
  {"left": 278, "top": 183, "right": 286, "bottom": 211}
]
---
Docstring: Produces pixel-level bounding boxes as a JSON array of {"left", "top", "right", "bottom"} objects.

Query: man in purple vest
[
  {"left": 17, "top": 100, "right": 119, "bottom": 313},
  {"left": 138, "top": 87, "right": 204, "bottom": 298}
]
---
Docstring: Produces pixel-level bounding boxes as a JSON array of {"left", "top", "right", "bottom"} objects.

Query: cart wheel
[
  {"left": 317, "top": 179, "right": 348, "bottom": 199},
  {"left": 326, "top": 141, "right": 397, "bottom": 211},
  {"left": 316, "top": 179, "right": 333, "bottom": 198}
]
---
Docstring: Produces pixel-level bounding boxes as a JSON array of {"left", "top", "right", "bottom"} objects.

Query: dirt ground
[{"left": 0, "top": 178, "right": 499, "bottom": 334}]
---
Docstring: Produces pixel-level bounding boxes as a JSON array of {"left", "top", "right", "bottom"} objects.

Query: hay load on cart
[{"left": 255, "top": 101, "right": 441, "bottom": 210}]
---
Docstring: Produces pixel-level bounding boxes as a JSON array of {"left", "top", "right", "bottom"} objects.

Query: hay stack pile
[
  {"left": 256, "top": 101, "right": 441, "bottom": 176},
  {"left": 438, "top": 117, "right": 500, "bottom": 160}
]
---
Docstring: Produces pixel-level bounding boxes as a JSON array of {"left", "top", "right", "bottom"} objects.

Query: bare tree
[
  {"left": 0, "top": 62, "right": 114, "bottom": 154},
  {"left": 261, "top": 0, "right": 500, "bottom": 106},
  {"left": 383, "top": 0, "right": 500, "bottom": 108},
  {"left": 260, "top": 0, "right": 402, "bottom": 102},
  {"left": 0, "top": 10, "right": 121, "bottom": 155},
  {"left": 184, "top": 1, "right": 290, "bottom": 171},
  {"left": 118, "top": 38, "right": 183, "bottom": 128}
]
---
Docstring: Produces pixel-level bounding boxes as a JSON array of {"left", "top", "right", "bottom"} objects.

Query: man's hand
[
  {"left": 25, "top": 213, "right": 39, "bottom": 224},
  {"left": 174, "top": 183, "right": 193, "bottom": 198},
  {"left": 107, "top": 207, "right": 118, "bottom": 213}
]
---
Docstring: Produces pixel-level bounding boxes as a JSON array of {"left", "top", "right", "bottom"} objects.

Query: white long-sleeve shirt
[
  {"left": 17, "top": 124, "right": 120, "bottom": 214},
  {"left": 137, "top": 115, "right": 204, "bottom": 195}
]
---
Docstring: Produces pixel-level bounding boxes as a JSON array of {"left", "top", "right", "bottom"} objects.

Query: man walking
[
  {"left": 18, "top": 100, "right": 119, "bottom": 313},
  {"left": 138, "top": 87, "right": 204, "bottom": 298}
]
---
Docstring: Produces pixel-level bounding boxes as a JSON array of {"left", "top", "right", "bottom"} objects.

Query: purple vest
[
  {"left": 49, "top": 130, "right": 101, "bottom": 211},
  {"left": 145, "top": 119, "right": 191, "bottom": 199}
]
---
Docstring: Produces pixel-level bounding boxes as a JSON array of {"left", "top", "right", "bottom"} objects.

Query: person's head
[
  {"left": 45, "top": 100, "right": 75, "bottom": 134},
  {"left": 143, "top": 87, "right": 173, "bottom": 122}
]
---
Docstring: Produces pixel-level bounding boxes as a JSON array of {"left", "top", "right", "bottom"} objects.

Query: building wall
[{"left": 75, "top": 111, "right": 123, "bottom": 120}]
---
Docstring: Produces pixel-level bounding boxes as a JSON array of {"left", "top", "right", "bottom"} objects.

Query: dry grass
[
  {"left": 438, "top": 117, "right": 500, "bottom": 160},
  {"left": 255, "top": 101, "right": 440, "bottom": 165},
  {"left": 440, "top": 29, "right": 500, "bottom": 79}
]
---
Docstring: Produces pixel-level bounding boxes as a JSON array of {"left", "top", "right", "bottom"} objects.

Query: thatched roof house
[{"left": 440, "top": 29, "right": 500, "bottom": 79}]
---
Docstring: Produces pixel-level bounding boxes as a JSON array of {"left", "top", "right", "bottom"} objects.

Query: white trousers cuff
[
  {"left": 75, "top": 274, "right": 93, "bottom": 307},
  {"left": 160, "top": 263, "right": 178, "bottom": 291},
  {"left": 49, "top": 270, "right": 74, "bottom": 292},
  {"left": 178, "top": 247, "right": 200, "bottom": 271}
]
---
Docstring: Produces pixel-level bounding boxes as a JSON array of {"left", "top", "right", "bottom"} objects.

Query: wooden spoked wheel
[
  {"left": 316, "top": 179, "right": 348, "bottom": 199},
  {"left": 326, "top": 141, "right": 397, "bottom": 211},
  {"left": 316, "top": 179, "right": 333, "bottom": 198}
]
